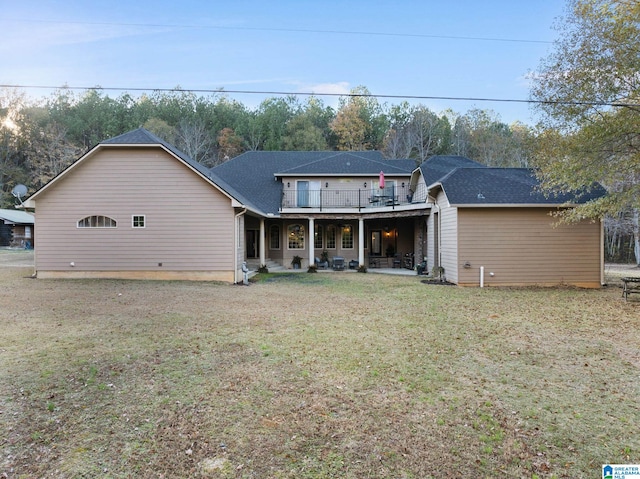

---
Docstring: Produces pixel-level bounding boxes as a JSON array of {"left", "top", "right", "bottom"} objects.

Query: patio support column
[
  {"left": 308, "top": 217, "right": 315, "bottom": 269},
  {"left": 358, "top": 218, "right": 365, "bottom": 267},
  {"left": 259, "top": 218, "right": 266, "bottom": 267}
]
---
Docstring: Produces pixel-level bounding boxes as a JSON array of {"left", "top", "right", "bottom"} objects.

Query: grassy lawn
[{"left": 1, "top": 260, "right": 639, "bottom": 478}]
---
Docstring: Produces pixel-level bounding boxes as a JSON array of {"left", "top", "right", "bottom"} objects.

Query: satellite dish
[
  {"left": 11, "top": 184, "right": 28, "bottom": 205},
  {"left": 11, "top": 184, "right": 28, "bottom": 198}
]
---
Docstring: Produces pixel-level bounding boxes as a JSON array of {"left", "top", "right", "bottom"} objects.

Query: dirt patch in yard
[
  {"left": 0, "top": 248, "right": 34, "bottom": 268},
  {"left": 420, "top": 279, "right": 456, "bottom": 286}
]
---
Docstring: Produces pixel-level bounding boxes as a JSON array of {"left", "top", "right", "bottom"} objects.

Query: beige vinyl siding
[
  {"left": 426, "top": 212, "right": 435, "bottom": 271},
  {"left": 438, "top": 193, "right": 458, "bottom": 284},
  {"left": 411, "top": 175, "right": 428, "bottom": 203},
  {"left": 456, "top": 208, "right": 602, "bottom": 287},
  {"left": 34, "top": 148, "right": 235, "bottom": 281}
]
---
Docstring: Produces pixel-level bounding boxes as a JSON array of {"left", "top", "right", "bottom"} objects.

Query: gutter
[{"left": 450, "top": 203, "right": 579, "bottom": 208}]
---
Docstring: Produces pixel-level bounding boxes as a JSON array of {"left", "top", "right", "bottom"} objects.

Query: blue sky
[{"left": 1, "top": 0, "right": 567, "bottom": 125}]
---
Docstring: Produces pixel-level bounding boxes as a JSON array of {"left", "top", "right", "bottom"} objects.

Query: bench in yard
[{"left": 622, "top": 277, "right": 640, "bottom": 301}]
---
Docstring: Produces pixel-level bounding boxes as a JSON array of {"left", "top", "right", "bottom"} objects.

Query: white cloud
[
  {"left": 0, "top": 21, "right": 171, "bottom": 54},
  {"left": 214, "top": 78, "right": 295, "bottom": 87},
  {"left": 298, "top": 82, "right": 351, "bottom": 96}
]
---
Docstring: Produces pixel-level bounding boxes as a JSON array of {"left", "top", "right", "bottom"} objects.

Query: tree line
[
  {"left": 0, "top": 85, "right": 534, "bottom": 195},
  {"left": 530, "top": 0, "right": 639, "bottom": 266},
  {"left": 0, "top": 68, "right": 637, "bottom": 263}
]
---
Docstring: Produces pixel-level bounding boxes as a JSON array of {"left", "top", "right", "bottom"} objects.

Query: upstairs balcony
[{"left": 280, "top": 183, "right": 428, "bottom": 212}]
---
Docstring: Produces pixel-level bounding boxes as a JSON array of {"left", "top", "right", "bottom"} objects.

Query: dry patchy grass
[{"left": 1, "top": 258, "right": 639, "bottom": 478}]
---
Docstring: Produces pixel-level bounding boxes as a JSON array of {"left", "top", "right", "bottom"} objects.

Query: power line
[
  {"left": 1, "top": 83, "right": 636, "bottom": 109},
  {"left": 4, "top": 18, "right": 553, "bottom": 45}
]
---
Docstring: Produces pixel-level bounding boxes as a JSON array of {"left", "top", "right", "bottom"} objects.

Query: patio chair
[
  {"left": 416, "top": 260, "right": 427, "bottom": 275},
  {"left": 332, "top": 256, "right": 345, "bottom": 271},
  {"left": 315, "top": 257, "right": 329, "bottom": 269}
]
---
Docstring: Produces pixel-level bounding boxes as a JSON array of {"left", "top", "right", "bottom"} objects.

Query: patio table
[{"left": 622, "top": 277, "right": 640, "bottom": 300}]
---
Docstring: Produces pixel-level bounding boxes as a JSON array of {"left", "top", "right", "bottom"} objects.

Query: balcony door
[{"left": 297, "top": 180, "right": 321, "bottom": 207}]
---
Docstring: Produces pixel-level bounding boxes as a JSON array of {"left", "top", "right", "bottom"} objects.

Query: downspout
[
  {"left": 437, "top": 204, "right": 442, "bottom": 272},
  {"left": 600, "top": 217, "right": 605, "bottom": 286},
  {"left": 234, "top": 208, "right": 247, "bottom": 284}
]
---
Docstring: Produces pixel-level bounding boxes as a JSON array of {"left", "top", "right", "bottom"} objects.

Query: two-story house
[
  {"left": 212, "top": 149, "right": 427, "bottom": 272},
  {"left": 24, "top": 128, "right": 606, "bottom": 287}
]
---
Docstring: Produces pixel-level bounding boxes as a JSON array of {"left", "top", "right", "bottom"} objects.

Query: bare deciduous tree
[{"left": 175, "top": 118, "right": 215, "bottom": 166}]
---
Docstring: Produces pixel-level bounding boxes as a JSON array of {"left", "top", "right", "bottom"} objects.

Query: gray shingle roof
[
  {"left": 278, "top": 151, "right": 414, "bottom": 175},
  {"left": 102, "top": 128, "right": 212, "bottom": 179},
  {"left": 438, "top": 167, "right": 607, "bottom": 205},
  {"left": 419, "top": 155, "right": 486, "bottom": 186},
  {"left": 212, "top": 151, "right": 416, "bottom": 215},
  {"left": 99, "top": 132, "right": 607, "bottom": 211}
]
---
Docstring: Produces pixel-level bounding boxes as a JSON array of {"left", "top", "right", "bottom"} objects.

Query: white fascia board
[
  {"left": 277, "top": 173, "right": 411, "bottom": 178},
  {"left": 452, "top": 203, "right": 574, "bottom": 208}
]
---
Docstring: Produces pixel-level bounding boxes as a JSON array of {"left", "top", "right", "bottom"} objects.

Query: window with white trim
[
  {"left": 326, "top": 225, "right": 336, "bottom": 249},
  {"left": 314, "top": 224, "right": 323, "bottom": 249},
  {"left": 77, "top": 215, "right": 117, "bottom": 228},
  {"left": 132, "top": 215, "right": 145, "bottom": 228},
  {"left": 287, "top": 224, "right": 305, "bottom": 249},
  {"left": 342, "top": 224, "right": 354, "bottom": 249}
]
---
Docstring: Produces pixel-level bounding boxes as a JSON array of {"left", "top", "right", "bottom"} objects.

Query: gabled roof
[
  {"left": 211, "top": 151, "right": 415, "bottom": 215},
  {"left": 101, "top": 128, "right": 259, "bottom": 210},
  {"left": 436, "top": 167, "right": 607, "bottom": 205},
  {"left": 102, "top": 128, "right": 213, "bottom": 179},
  {"left": 0, "top": 208, "right": 34, "bottom": 224},
  {"left": 211, "top": 151, "right": 301, "bottom": 217},
  {"left": 26, "top": 128, "right": 252, "bottom": 211},
  {"left": 418, "top": 155, "right": 606, "bottom": 206}
]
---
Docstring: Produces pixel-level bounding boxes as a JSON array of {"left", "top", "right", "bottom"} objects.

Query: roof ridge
[
  {"left": 434, "top": 167, "right": 461, "bottom": 184},
  {"left": 368, "top": 157, "right": 415, "bottom": 173},
  {"left": 275, "top": 151, "right": 408, "bottom": 175},
  {"left": 101, "top": 128, "right": 217, "bottom": 185},
  {"left": 277, "top": 152, "right": 341, "bottom": 173}
]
